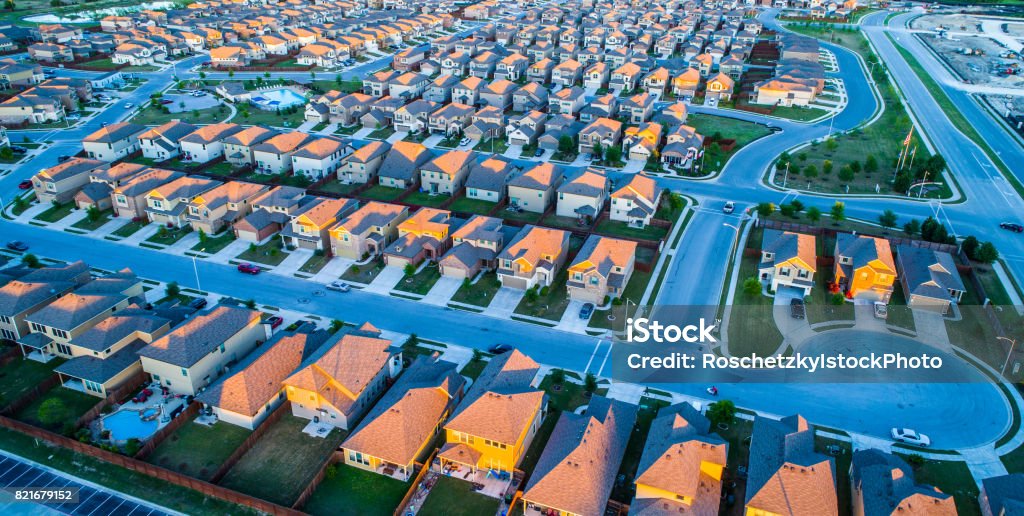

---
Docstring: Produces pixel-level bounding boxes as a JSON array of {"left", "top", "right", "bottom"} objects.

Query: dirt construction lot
[{"left": 912, "top": 13, "right": 1024, "bottom": 89}]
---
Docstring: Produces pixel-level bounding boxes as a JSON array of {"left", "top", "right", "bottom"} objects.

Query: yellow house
[
  {"left": 833, "top": 234, "right": 896, "bottom": 302},
  {"left": 439, "top": 350, "right": 545, "bottom": 476},
  {"left": 632, "top": 403, "right": 728, "bottom": 514},
  {"left": 383, "top": 207, "right": 452, "bottom": 268}
]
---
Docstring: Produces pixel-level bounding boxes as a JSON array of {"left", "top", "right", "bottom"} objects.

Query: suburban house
[
  {"left": 438, "top": 215, "right": 509, "bottom": 280},
  {"left": 139, "top": 121, "right": 197, "bottom": 161},
  {"left": 622, "top": 122, "right": 663, "bottom": 162},
  {"left": 179, "top": 123, "right": 244, "bottom": 163},
  {"left": 834, "top": 234, "right": 896, "bottom": 302},
  {"left": 419, "top": 149, "right": 475, "bottom": 195},
  {"left": 185, "top": 181, "right": 269, "bottom": 236},
  {"left": 610, "top": 174, "right": 661, "bottom": 228},
  {"left": 393, "top": 99, "right": 438, "bottom": 134},
  {"left": 383, "top": 208, "right": 453, "bottom": 269},
  {"left": 566, "top": 235, "right": 637, "bottom": 303},
  {"left": 505, "top": 110, "right": 547, "bottom": 148},
  {"left": 705, "top": 72, "right": 735, "bottom": 101},
  {"left": 0, "top": 261, "right": 91, "bottom": 343},
  {"left": 555, "top": 167, "right": 608, "bottom": 222},
  {"left": 74, "top": 163, "right": 147, "bottom": 212},
  {"left": 338, "top": 141, "right": 390, "bottom": 185},
  {"left": 428, "top": 102, "right": 474, "bottom": 135},
  {"left": 329, "top": 202, "right": 410, "bottom": 259},
  {"left": 82, "top": 122, "right": 147, "bottom": 162},
  {"left": 465, "top": 156, "right": 515, "bottom": 203},
  {"left": 578, "top": 117, "right": 623, "bottom": 156},
  {"left": 284, "top": 323, "right": 402, "bottom": 430},
  {"left": 223, "top": 126, "right": 278, "bottom": 168},
  {"left": 291, "top": 136, "right": 353, "bottom": 180},
  {"left": 31, "top": 158, "right": 105, "bottom": 205},
  {"left": 759, "top": 230, "right": 817, "bottom": 297},
  {"left": 252, "top": 131, "right": 317, "bottom": 175},
  {"left": 233, "top": 186, "right": 310, "bottom": 244},
  {"left": 280, "top": 197, "right": 358, "bottom": 252},
  {"left": 895, "top": 246, "right": 965, "bottom": 313},
  {"left": 440, "top": 350, "right": 545, "bottom": 475},
  {"left": 507, "top": 163, "right": 562, "bottom": 213},
  {"left": 521, "top": 396, "right": 637, "bottom": 516},
  {"left": 109, "top": 168, "right": 183, "bottom": 219},
  {"left": 341, "top": 354, "right": 464, "bottom": 481},
  {"left": 850, "top": 449, "right": 956, "bottom": 516},
  {"left": 745, "top": 414, "right": 838, "bottom": 515},
  {"left": 661, "top": 125, "right": 705, "bottom": 170},
  {"left": 378, "top": 141, "right": 432, "bottom": 189},
  {"left": 631, "top": 403, "right": 728, "bottom": 515},
  {"left": 144, "top": 175, "right": 221, "bottom": 228},
  {"left": 137, "top": 304, "right": 269, "bottom": 396},
  {"left": 496, "top": 225, "right": 571, "bottom": 290},
  {"left": 196, "top": 328, "right": 331, "bottom": 429},
  {"left": 980, "top": 474, "right": 1024, "bottom": 516}
]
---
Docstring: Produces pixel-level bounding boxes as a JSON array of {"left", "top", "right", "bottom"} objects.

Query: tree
[
  {"left": 822, "top": 160, "right": 833, "bottom": 175},
  {"left": 604, "top": 145, "right": 622, "bottom": 164},
  {"left": 557, "top": 134, "right": 574, "bottom": 154},
  {"left": 743, "top": 277, "right": 761, "bottom": 297},
  {"left": 961, "top": 236, "right": 980, "bottom": 260},
  {"left": 838, "top": 165, "right": 854, "bottom": 182},
  {"left": 830, "top": 202, "right": 845, "bottom": 224},
  {"left": 755, "top": 202, "right": 775, "bottom": 217},
  {"left": 806, "top": 206, "right": 821, "bottom": 223},
  {"left": 830, "top": 293, "right": 845, "bottom": 305},
  {"left": 3, "top": 0, "right": 15, "bottom": 10},
  {"left": 790, "top": 200, "right": 804, "bottom": 213},
  {"left": 165, "top": 281, "right": 180, "bottom": 298},
  {"left": 550, "top": 368, "right": 565, "bottom": 385},
  {"left": 0, "top": 146, "right": 12, "bottom": 160},
  {"left": 706, "top": 400, "right": 736, "bottom": 427},
  {"left": 803, "top": 164, "right": 818, "bottom": 178},
  {"left": 825, "top": 137, "right": 837, "bottom": 151},
  {"left": 329, "top": 319, "right": 344, "bottom": 333},
  {"left": 227, "top": 70, "right": 235, "bottom": 78},
  {"left": 976, "top": 242, "right": 999, "bottom": 264},
  {"left": 592, "top": 141, "right": 604, "bottom": 161},
  {"left": 903, "top": 219, "right": 920, "bottom": 237},
  {"left": 864, "top": 154, "right": 878, "bottom": 173},
  {"left": 198, "top": 71, "right": 206, "bottom": 79},
  {"left": 243, "top": 298, "right": 256, "bottom": 309},
  {"left": 879, "top": 209, "right": 897, "bottom": 229},
  {"left": 21, "top": 253, "right": 39, "bottom": 268},
  {"left": 403, "top": 263, "right": 416, "bottom": 276},
  {"left": 584, "top": 372, "right": 597, "bottom": 394},
  {"left": 198, "top": 228, "right": 208, "bottom": 244},
  {"left": 37, "top": 398, "right": 67, "bottom": 427},
  {"left": 894, "top": 172, "right": 912, "bottom": 193},
  {"left": 850, "top": 160, "right": 861, "bottom": 173},
  {"left": 86, "top": 205, "right": 101, "bottom": 222}
]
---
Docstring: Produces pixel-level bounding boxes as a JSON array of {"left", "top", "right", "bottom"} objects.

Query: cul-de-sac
[{"left": 0, "top": 0, "right": 1023, "bottom": 514}]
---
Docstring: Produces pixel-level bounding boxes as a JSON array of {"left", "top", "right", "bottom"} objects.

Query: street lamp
[
  {"left": 723, "top": 222, "right": 741, "bottom": 261},
  {"left": 998, "top": 336, "right": 1018, "bottom": 378},
  {"left": 191, "top": 253, "right": 203, "bottom": 292}
]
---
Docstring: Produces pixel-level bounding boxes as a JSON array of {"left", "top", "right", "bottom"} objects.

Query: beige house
[
  {"left": 0, "top": 261, "right": 91, "bottom": 343},
  {"left": 383, "top": 208, "right": 453, "bottom": 269},
  {"left": 610, "top": 174, "right": 661, "bottom": 228},
  {"left": 496, "top": 225, "right": 570, "bottom": 290},
  {"left": 338, "top": 141, "right": 390, "bottom": 184},
  {"left": 185, "top": 181, "right": 269, "bottom": 235},
  {"left": 438, "top": 215, "right": 507, "bottom": 280},
  {"left": 329, "top": 202, "right": 410, "bottom": 260},
  {"left": 555, "top": 168, "right": 608, "bottom": 222},
  {"left": 32, "top": 158, "right": 105, "bottom": 205},
  {"left": 179, "top": 123, "right": 244, "bottom": 164},
  {"left": 578, "top": 117, "right": 623, "bottom": 156},
  {"left": 110, "top": 168, "right": 182, "bottom": 219},
  {"left": 74, "top": 163, "right": 147, "bottom": 212},
  {"left": 291, "top": 136, "right": 353, "bottom": 181},
  {"left": 144, "top": 176, "right": 221, "bottom": 228},
  {"left": 223, "top": 126, "right": 278, "bottom": 168},
  {"left": 252, "top": 132, "right": 317, "bottom": 174},
  {"left": 419, "top": 150, "right": 474, "bottom": 195},
  {"left": 232, "top": 186, "right": 309, "bottom": 243},
  {"left": 137, "top": 304, "right": 269, "bottom": 396},
  {"left": 507, "top": 163, "right": 561, "bottom": 213},
  {"left": 281, "top": 197, "right": 358, "bottom": 252},
  {"left": 82, "top": 123, "right": 147, "bottom": 162},
  {"left": 566, "top": 235, "right": 637, "bottom": 303}
]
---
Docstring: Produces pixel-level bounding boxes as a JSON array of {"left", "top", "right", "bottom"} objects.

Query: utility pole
[
  {"left": 782, "top": 161, "right": 791, "bottom": 189},
  {"left": 999, "top": 336, "right": 1018, "bottom": 378}
]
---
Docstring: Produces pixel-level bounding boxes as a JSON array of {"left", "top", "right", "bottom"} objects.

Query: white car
[
  {"left": 124, "top": 102, "right": 134, "bottom": 108},
  {"left": 891, "top": 428, "right": 930, "bottom": 447},
  {"left": 326, "top": 280, "right": 351, "bottom": 292},
  {"left": 722, "top": 201, "right": 735, "bottom": 214},
  {"left": 459, "top": 137, "right": 471, "bottom": 147}
]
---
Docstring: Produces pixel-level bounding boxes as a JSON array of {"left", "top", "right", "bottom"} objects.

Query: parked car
[
  {"left": 326, "top": 280, "right": 351, "bottom": 292},
  {"left": 265, "top": 315, "right": 284, "bottom": 329},
  {"left": 17, "top": 180, "right": 32, "bottom": 190},
  {"left": 891, "top": 428, "right": 930, "bottom": 447},
  {"left": 6, "top": 241, "right": 28, "bottom": 251},
  {"left": 579, "top": 302, "right": 595, "bottom": 319},
  {"left": 873, "top": 301, "right": 888, "bottom": 319},
  {"left": 188, "top": 297, "right": 208, "bottom": 311},
  {"left": 488, "top": 343, "right": 513, "bottom": 354},
  {"left": 1000, "top": 222, "right": 1024, "bottom": 233},
  {"left": 722, "top": 201, "right": 735, "bottom": 214},
  {"left": 533, "top": 147, "right": 544, "bottom": 157},
  {"left": 237, "top": 263, "right": 261, "bottom": 275},
  {"left": 57, "top": 155, "right": 71, "bottom": 163},
  {"left": 160, "top": 99, "right": 174, "bottom": 105},
  {"left": 9, "top": 145, "right": 27, "bottom": 155},
  {"left": 459, "top": 137, "right": 471, "bottom": 147},
  {"left": 789, "top": 298, "right": 805, "bottom": 319},
  {"left": 124, "top": 102, "right": 134, "bottom": 108}
]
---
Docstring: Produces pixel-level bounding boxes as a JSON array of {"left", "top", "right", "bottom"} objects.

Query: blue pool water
[
  {"left": 250, "top": 88, "right": 306, "bottom": 110},
  {"left": 102, "top": 410, "right": 159, "bottom": 441}
]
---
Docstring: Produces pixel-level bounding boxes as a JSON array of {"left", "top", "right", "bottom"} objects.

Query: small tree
[
  {"left": 165, "top": 281, "right": 180, "bottom": 298},
  {"left": 37, "top": 398, "right": 67, "bottom": 427},
  {"left": 825, "top": 137, "right": 838, "bottom": 151},
  {"left": 330, "top": 319, "right": 344, "bottom": 333},
  {"left": 706, "top": 400, "right": 736, "bottom": 427},
  {"left": 850, "top": 160, "right": 862, "bottom": 174},
  {"left": 403, "top": 263, "right": 416, "bottom": 276},
  {"left": 903, "top": 219, "right": 921, "bottom": 237},
  {"left": 838, "top": 165, "right": 854, "bottom": 182},
  {"left": 822, "top": 160, "right": 833, "bottom": 175},
  {"left": 550, "top": 368, "right": 565, "bottom": 385},
  {"left": 806, "top": 206, "right": 821, "bottom": 223},
  {"left": 248, "top": 242, "right": 257, "bottom": 254},
  {"left": 905, "top": 453, "right": 926, "bottom": 469},
  {"left": 604, "top": 145, "right": 622, "bottom": 164},
  {"left": 21, "top": 253, "right": 39, "bottom": 268},
  {"left": 743, "top": 277, "right": 761, "bottom": 297},
  {"left": 584, "top": 372, "right": 597, "bottom": 394},
  {"left": 0, "top": 146, "right": 13, "bottom": 160},
  {"left": 879, "top": 210, "right": 898, "bottom": 230},
  {"left": 198, "top": 228, "right": 208, "bottom": 244},
  {"left": 755, "top": 202, "right": 775, "bottom": 217},
  {"left": 864, "top": 154, "right": 878, "bottom": 173},
  {"left": 830, "top": 293, "right": 845, "bottom": 305},
  {"left": 592, "top": 141, "right": 604, "bottom": 161},
  {"left": 803, "top": 164, "right": 818, "bottom": 178},
  {"left": 961, "top": 236, "right": 980, "bottom": 260},
  {"left": 243, "top": 298, "right": 256, "bottom": 309},
  {"left": 790, "top": 200, "right": 804, "bottom": 213},
  {"left": 557, "top": 134, "right": 574, "bottom": 154},
  {"left": 86, "top": 206, "right": 101, "bottom": 223},
  {"left": 779, "top": 203, "right": 796, "bottom": 218},
  {"left": 976, "top": 242, "right": 999, "bottom": 264},
  {"left": 830, "top": 202, "right": 846, "bottom": 224}
]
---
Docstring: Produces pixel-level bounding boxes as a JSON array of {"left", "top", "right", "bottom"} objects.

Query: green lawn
[
  {"left": 473, "top": 137, "right": 508, "bottom": 155},
  {"left": 687, "top": 113, "right": 772, "bottom": 176},
  {"left": 145, "top": 418, "right": 251, "bottom": 481},
  {"left": 192, "top": 231, "right": 236, "bottom": 254},
  {"left": 203, "top": 162, "right": 237, "bottom": 177},
  {"left": 886, "top": 282, "right": 917, "bottom": 333},
  {"left": 0, "top": 358, "right": 60, "bottom": 408},
  {"left": 594, "top": 219, "right": 668, "bottom": 241},
  {"left": 33, "top": 202, "right": 76, "bottom": 223},
  {"left": 367, "top": 127, "right": 395, "bottom": 140},
  {"left": 897, "top": 455, "right": 980, "bottom": 516},
  {"left": 341, "top": 259, "right": 385, "bottom": 284},
  {"left": 299, "top": 254, "right": 331, "bottom": 274},
  {"left": 450, "top": 272, "right": 501, "bottom": 307},
  {"left": 14, "top": 387, "right": 99, "bottom": 432},
  {"left": 815, "top": 435, "right": 852, "bottom": 516},
  {"left": 539, "top": 214, "right": 589, "bottom": 231},
  {"left": 81, "top": 57, "right": 120, "bottom": 70},
  {"left": 448, "top": 197, "right": 497, "bottom": 215},
  {"left": 514, "top": 270, "right": 571, "bottom": 322},
  {"left": 318, "top": 180, "right": 364, "bottom": 196},
  {"left": 71, "top": 210, "right": 113, "bottom": 231},
  {"left": 235, "top": 107, "right": 306, "bottom": 129},
  {"left": 360, "top": 185, "right": 405, "bottom": 202},
  {"left": 240, "top": 171, "right": 312, "bottom": 188},
  {"left": 111, "top": 219, "right": 148, "bottom": 238},
  {"left": 131, "top": 105, "right": 228, "bottom": 126},
  {"left": 589, "top": 268, "right": 653, "bottom": 331},
  {"left": 394, "top": 264, "right": 442, "bottom": 296},
  {"left": 303, "top": 463, "right": 409, "bottom": 516},
  {"left": 403, "top": 191, "right": 450, "bottom": 208},
  {"left": 220, "top": 415, "right": 346, "bottom": 507},
  {"left": 235, "top": 239, "right": 289, "bottom": 266},
  {"left": 419, "top": 476, "right": 500, "bottom": 516},
  {"left": 459, "top": 357, "right": 488, "bottom": 380},
  {"left": 727, "top": 227, "right": 784, "bottom": 357},
  {"left": 145, "top": 226, "right": 193, "bottom": 246},
  {"left": 769, "top": 105, "right": 830, "bottom": 122}
]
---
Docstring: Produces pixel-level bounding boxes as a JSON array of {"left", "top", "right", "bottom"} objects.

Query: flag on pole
[{"left": 902, "top": 126, "right": 914, "bottom": 147}]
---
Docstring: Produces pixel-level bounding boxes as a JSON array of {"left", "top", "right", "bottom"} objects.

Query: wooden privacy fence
[
  {"left": 394, "top": 448, "right": 439, "bottom": 516},
  {"left": 0, "top": 346, "right": 22, "bottom": 368},
  {"left": 134, "top": 402, "right": 201, "bottom": 460},
  {"left": 292, "top": 451, "right": 343, "bottom": 510},
  {"left": 209, "top": 400, "right": 292, "bottom": 484},
  {"left": 0, "top": 372, "right": 60, "bottom": 416}
]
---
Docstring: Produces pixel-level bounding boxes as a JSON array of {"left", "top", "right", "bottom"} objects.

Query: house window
[
  {"left": 56, "top": 342, "right": 71, "bottom": 355},
  {"left": 181, "top": 368, "right": 188, "bottom": 376},
  {"left": 153, "top": 200, "right": 163, "bottom": 209},
  {"left": 219, "top": 343, "right": 226, "bottom": 353},
  {"left": 589, "top": 276, "right": 599, "bottom": 286}
]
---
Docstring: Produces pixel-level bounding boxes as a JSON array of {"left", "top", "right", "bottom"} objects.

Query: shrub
[
  {"left": 706, "top": 400, "right": 736, "bottom": 427},
  {"left": 584, "top": 372, "right": 597, "bottom": 393},
  {"left": 550, "top": 368, "right": 565, "bottom": 385}
]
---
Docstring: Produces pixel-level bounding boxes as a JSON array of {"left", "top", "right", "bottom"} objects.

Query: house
[
  {"left": 453, "top": 76, "right": 486, "bottom": 107},
  {"left": 383, "top": 208, "right": 453, "bottom": 269},
  {"left": 428, "top": 102, "right": 474, "bottom": 136},
  {"left": 284, "top": 323, "right": 402, "bottom": 430},
  {"left": 144, "top": 175, "right": 221, "bottom": 228},
  {"left": 834, "top": 234, "right": 896, "bottom": 302},
  {"left": 465, "top": 156, "right": 515, "bottom": 203},
  {"left": 513, "top": 83, "right": 548, "bottom": 113},
  {"left": 341, "top": 354, "right": 464, "bottom": 481},
  {"left": 137, "top": 304, "right": 269, "bottom": 396},
  {"left": 196, "top": 327, "right": 329, "bottom": 430},
  {"left": 508, "top": 162, "right": 561, "bottom": 213},
  {"left": 223, "top": 126, "right": 277, "bottom": 168},
  {"left": 281, "top": 197, "right": 358, "bottom": 252},
  {"left": 440, "top": 350, "right": 545, "bottom": 475},
  {"left": 980, "top": 473, "right": 1024, "bottom": 516},
  {"left": 610, "top": 174, "right": 661, "bottom": 228},
  {"left": 661, "top": 125, "right": 705, "bottom": 170},
  {"left": 424, "top": 74, "right": 460, "bottom": 103},
  {"left": 329, "top": 202, "right": 410, "bottom": 259},
  {"left": 480, "top": 79, "right": 517, "bottom": 110},
  {"left": 179, "top": 123, "right": 244, "bottom": 164},
  {"left": 550, "top": 86, "right": 586, "bottom": 116},
  {"left": 538, "top": 115, "right": 584, "bottom": 152},
  {"left": 393, "top": 99, "right": 438, "bottom": 134},
  {"left": 53, "top": 307, "right": 173, "bottom": 398},
  {"left": 759, "top": 230, "right": 817, "bottom": 297},
  {"left": 622, "top": 122, "right": 663, "bottom": 162},
  {"left": 233, "top": 186, "right": 310, "bottom": 244},
  {"left": 420, "top": 150, "right": 474, "bottom": 195},
  {"left": 464, "top": 106, "right": 505, "bottom": 142},
  {"left": 378, "top": 141, "right": 431, "bottom": 189},
  {"left": 74, "top": 162, "right": 146, "bottom": 212},
  {"left": 610, "top": 62, "right": 642, "bottom": 92},
  {"left": 82, "top": 122, "right": 147, "bottom": 162},
  {"left": 850, "top": 449, "right": 956, "bottom": 516},
  {"left": 291, "top": 136, "right": 353, "bottom": 180},
  {"left": 496, "top": 225, "right": 570, "bottom": 290},
  {"left": 672, "top": 68, "right": 701, "bottom": 98},
  {"left": 521, "top": 396, "right": 637, "bottom": 516},
  {"left": 706, "top": 72, "right": 735, "bottom": 101},
  {"left": 895, "top": 246, "right": 965, "bottom": 313},
  {"left": 631, "top": 403, "right": 728, "bottom": 515},
  {"left": 642, "top": 67, "right": 670, "bottom": 97},
  {"left": 0, "top": 261, "right": 91, "bottom": 343},
  {"left": 566, "top": 235, "right": 636, "bottom": 303},
  {"left": 31, "top": 158, "right": 105, "bottom": 205},
  {"left": 139, "top": 121, "right": 197, "bottom": 161},
  {"left": 338, "top": 141, "right": 390, "bottom": 184},
  {"left": 578, "top": 117, "right": 623, "bottom": 156},
  {"left": 252, "top": 132, "right": 317, "bottom": 174},
  {"left": 438, "top": 215, "right": 508, "bottom": 280},
  {"left": 109, "top": 168, "right": 183, "bottom": 219},
  {"left": 583, "top": 61, "right": 609, "bottom": 90},
  {"left": 185, "top": 181, "right": 269, "bottom": 235},
  {"left": 389, "top": 72, "right": 429, "bottom": 100},
  {"left": 556, "top": 168, "right": 608, "bottom": 222},
  {"left": 618, "top": 92, "right": 655, "bottom": 124},
  {"left": 746, "top": 414, "right": 838, "bottom": 515},
  {"left": 552, "top": 59, "right": 584, "bottom": 88}
]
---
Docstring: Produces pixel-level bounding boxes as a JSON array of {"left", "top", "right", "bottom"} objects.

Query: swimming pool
[
  {"left": 249, "top": 88, "right": 307, "bottom": 110},
  {"left": 102, "top": 410, "right": 160, "bottom": 441}
]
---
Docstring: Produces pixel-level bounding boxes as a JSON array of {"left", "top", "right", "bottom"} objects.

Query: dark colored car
[
  {"left": 579, "top": 302, "right": 595, "bottom": 319},
  {"left": 188, "top": 297, "right": 208, "bottom": 311},
  {"left": 533, "top": 147, "right": 544, "bottom": 157},
  {"left": 1000, "top": 222, "right": 1024, "bottom": 233},
  {"left": 57, "top": 155, "right": 71, "bottom": 163},
  {"left": 6, "top": 241, "right": 28, "bottom": 252},
  {"left": 160, "top": 99, "right": 174, "bottom": 105},
  {"left": 266, "top": 316, "right": 284, "bottom": 329},
  {"left": 18, "top": 180, "right": 32, "bottom": 190},
  {"left": 237, "top": 263, "right": 261, "bottom": 275},
  {"left": 488, "top": 344, "right": 513, "bottom": 354},
  {"left": 790, "top": 298, "right": 805, "bottom": 319},
  {"left": 9, "top": 146, "right": 27, "bottom": 155}
]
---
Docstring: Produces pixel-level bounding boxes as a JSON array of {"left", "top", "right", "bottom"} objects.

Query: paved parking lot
[{"left": 162, "top": 93, "right": 220, "bottom": 112}]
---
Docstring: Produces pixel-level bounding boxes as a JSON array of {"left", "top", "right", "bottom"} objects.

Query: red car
[
  {"left": 265, "top": 316, "right": 283, "bottom": 329},
  {"left": 237, "top": 263, "right": 261, "bottom": 275},
  {"left": 160, "top": 99, "right": 174, "bottom": 105},
  {"left": 17, "top": 180, "right": 32, "bottom": 190}
]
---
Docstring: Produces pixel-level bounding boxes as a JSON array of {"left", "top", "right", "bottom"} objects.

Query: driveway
[
  {"left": 485, "top": 287, "right": 524, "bottom": 317},
  {"left": 364, "top": 265, "right": 405, "bottom": 294},
  {"left": 422, "top": 276, "right": 461, "bottom": 306},
  {"left": 772, "top": 286, "right": 810, "bottom": 345}
]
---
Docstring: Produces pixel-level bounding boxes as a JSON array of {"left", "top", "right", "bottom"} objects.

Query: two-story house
[
  {"left": 496, "top": 225, "right": 570, "bottom": 290},
  {"left": 329, "top": 202, "right": 410, "bottom": 260}
]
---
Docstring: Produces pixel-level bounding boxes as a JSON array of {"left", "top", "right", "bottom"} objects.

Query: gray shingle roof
[{"left": 136, "top": 305, "right": 262, "bottom": 368}]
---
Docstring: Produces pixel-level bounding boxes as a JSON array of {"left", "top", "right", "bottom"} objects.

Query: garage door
[{"left": 501, "top": 275, "right": 528, "bottom": 289}]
